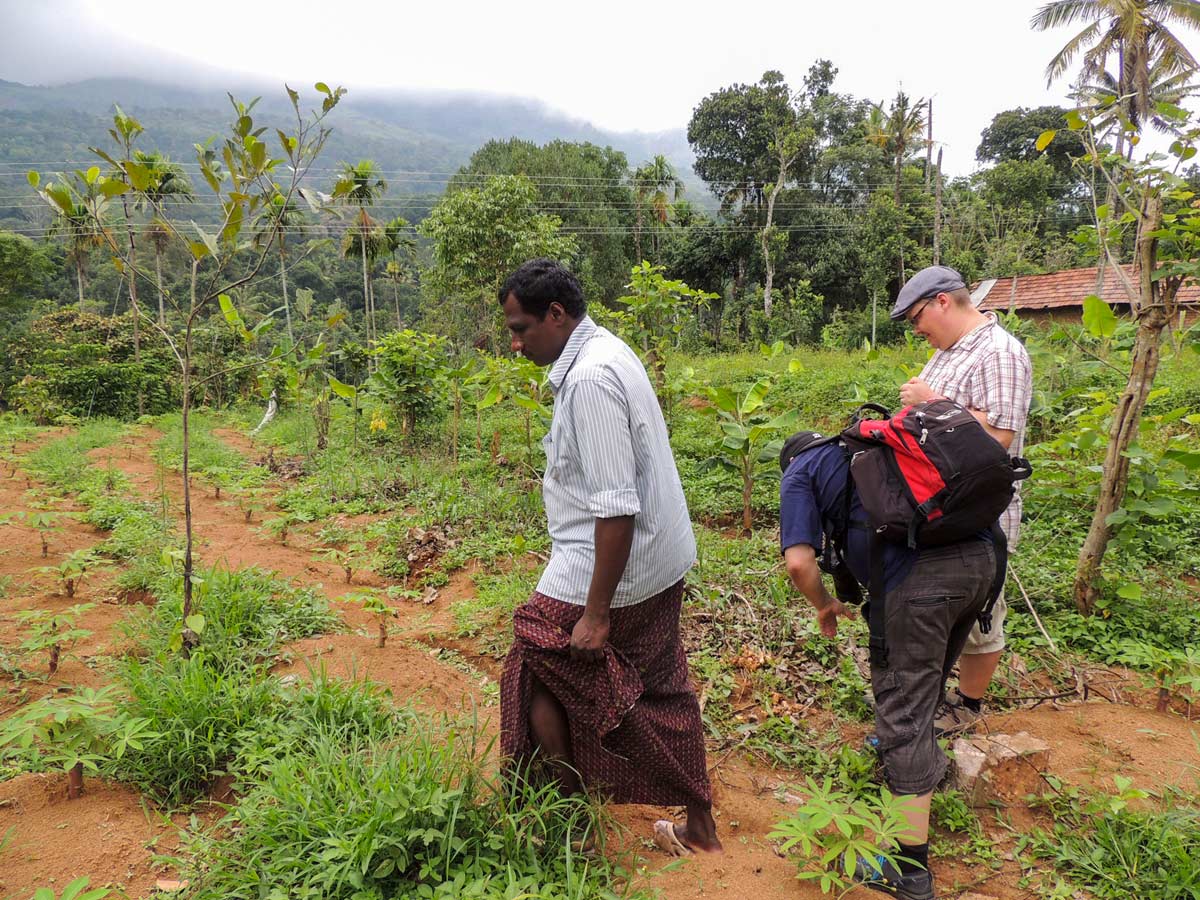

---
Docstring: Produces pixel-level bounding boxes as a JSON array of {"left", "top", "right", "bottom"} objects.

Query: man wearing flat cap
[{"left": 891, "top": 265, "right": 1032, "bottom": 734}]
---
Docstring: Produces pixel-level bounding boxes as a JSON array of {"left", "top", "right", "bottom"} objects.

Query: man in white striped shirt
[{"left": 497, "top": 259, "right": 721, "bottom": 856}]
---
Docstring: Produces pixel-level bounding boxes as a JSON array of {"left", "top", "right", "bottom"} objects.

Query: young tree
[
  {"left": 1041, "top": 101, "right": 1200, "bottom": 614},
  {"left": 34, "top": 82, "right": 346, "bottom": 651}
]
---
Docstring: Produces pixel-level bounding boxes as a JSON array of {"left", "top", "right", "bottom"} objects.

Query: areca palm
[
  {"left": 254, "top": 190, "right": 304, "bottom": 344},
  {"left": 42, "top": 179, "right": 109, "bottom": 309},
  {"left": 633, "top": 156, "right": 685, "bottom": 263},
  {"left": 1034, "top": 0, "right": 1200, "bottom": 133},
  {"left": 383, "top": 216, "right": 416, "bottom": 331},
  {"left": 866, "top": 90, "right": 927, "bottom": 207},
  {"left": 332, "top": 160, "right": 387, "bottom": 346},
  {"left": 133, "top": 150, "right": 192, "bottom": 324}
]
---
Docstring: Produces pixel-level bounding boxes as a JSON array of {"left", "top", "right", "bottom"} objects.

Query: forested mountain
[{"left": 0, "top": 76, "right": 699, "bottom": 232}]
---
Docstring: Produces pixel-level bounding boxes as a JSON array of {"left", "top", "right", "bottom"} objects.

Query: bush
[{"left": 182, "top": 715, "right": 628, "bottom": 900}]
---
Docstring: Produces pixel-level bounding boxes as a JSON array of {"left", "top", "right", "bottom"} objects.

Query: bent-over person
[{"left": 497, "top": 258, "right": 721, "bottom": 856}]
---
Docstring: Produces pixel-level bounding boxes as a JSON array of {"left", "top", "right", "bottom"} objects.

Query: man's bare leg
[
  {"left": 529, "top": 677, "right": 582, "bottom": 795},
  {"left": 957, "top": 650, "right": 1002, "bottom": 700}
]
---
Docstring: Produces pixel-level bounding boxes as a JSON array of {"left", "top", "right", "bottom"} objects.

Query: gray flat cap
[{"left": 889, "top": 265, "right": 966, "bottom": 320}]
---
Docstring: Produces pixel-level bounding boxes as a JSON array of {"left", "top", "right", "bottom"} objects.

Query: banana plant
[{"left": 701, "top": 376, "right": 798, "bottom": 534}]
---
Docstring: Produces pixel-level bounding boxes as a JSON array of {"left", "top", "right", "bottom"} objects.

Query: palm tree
[
  {"left": 1034, "top": 0, "right": 1200, "bottom": 137},
  {"left": 867, "top": 91, "right": 926, "bottom": 284},
  {"left": 866, "top": 90, "right": 927, "bottom": 208},
  {"left": 633, "top": 156, "right": 685, "bottom": 263},
  {"left": 332, "top": 160, "right": 387, "bottom": 347},
  {"left": 383, "top": 216, "right": 416, "bottom": 331},
  {"left": 44, "top": 186, "right": 107, "bottom": 309},
  {"left": 133, "top": 151, "right": 192, "bottom": 325},
  {"left": 254, "top": 190, "right": 304, "bottom": 344},
  {"left": 340, "top": 217, "right": 387, "bottom": 344}
]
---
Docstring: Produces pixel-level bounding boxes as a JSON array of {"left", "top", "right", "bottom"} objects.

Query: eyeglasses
[{"left": 907, "top": 296, "right": 937, "bottom": 328}]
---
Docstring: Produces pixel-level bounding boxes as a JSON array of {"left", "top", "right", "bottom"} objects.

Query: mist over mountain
[{"left": 0, "top": 76, "right": 699, "bottom": 232}]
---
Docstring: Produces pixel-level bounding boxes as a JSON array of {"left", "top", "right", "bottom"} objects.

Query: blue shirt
[{"left": 779, "top": 443, "right": 916, "bottom": 593}]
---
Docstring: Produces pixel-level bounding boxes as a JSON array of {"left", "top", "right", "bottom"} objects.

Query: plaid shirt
[{"left": 919, "top": 313, "right": 1032, "bottom": 544}]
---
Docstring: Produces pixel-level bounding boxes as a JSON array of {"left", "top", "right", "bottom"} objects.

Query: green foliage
[
  {"left": 372, "top": 329, "right": 451, "bottom": 435},
  {"left": 769, "top": 777, "right": 917, "bottom": 895},
  {"left": 29, "top": 876, "right": 114, "bottom": 900},
  {"left": 1020, "top": 777, "right": 1200, "bottom": 900},
  {"left": 15, "top": 603, "right": 94, "bottom": 674},
  {"left": 179, "top": 716, "right": 629, "bottom": 900},
  {"left": 6, "top": 309, "right": 174, "bottom": 421},
  {"left": 130, "top": 565, "right": 337, "bottom": 671},
  {"left": 35, "top": 549, "right": 108, "bottom": 598},
  {"left": 0, "top": 686, "right": 156, "bottom": 778},
  {"left": 115, "top": 654, "right": 280, "bottom": 806},
  {"left": 419, "top": 174, "right": 578, "bottom": 341},
  {"left": 700, "top": 364, "right": 798, "bottom": 532}
]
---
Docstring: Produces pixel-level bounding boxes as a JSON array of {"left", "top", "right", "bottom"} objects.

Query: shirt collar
[
  {"left": 946, "top": 311, "right": 997, "bottom": 353},
  {"left": 547, "top": 315, "right": 597, "bottom": 393}
]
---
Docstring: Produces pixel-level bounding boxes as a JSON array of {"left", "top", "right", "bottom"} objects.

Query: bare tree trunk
[
  {"left": 155, "top": 248, "right": 165, "bottom": 325},
  {"left": 761, "top": 170, "right": 786, "bottom": 319},
  {"left": 123, "top": 197, "right": 144, "bottom": 416},
  {"left": 393, "top": 278, "right": 402, "bottom": 330},
  {"left": 925, "top": 98, "right": 933, "bottom": 192},
  {"left": 1073, "top": 196, "right": 1168, "bottom": 614},
  {"left": 279, "top": 243, "right": 294, "bottom": 345},
  {"left": 634, "top": 202, "right": 644, "bottom": 264},
  {"left": 180, "top": 261, "right": 200, "bottom": 656},
  {"left": 76, "top": 259, "right": 85, "bottom": 309}
]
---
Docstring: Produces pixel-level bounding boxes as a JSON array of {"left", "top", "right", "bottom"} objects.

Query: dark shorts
[{"left": 871, "top": 540, "right": 995, "bottom": 795}]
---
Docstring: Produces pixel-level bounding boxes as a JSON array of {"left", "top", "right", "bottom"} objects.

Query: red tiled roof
[{"left": 974, "top": 265, "right": 1200, "bottom": 311}]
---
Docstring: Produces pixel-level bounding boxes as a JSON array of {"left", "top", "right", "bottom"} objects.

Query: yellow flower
[{"left": 369, "top": 413, "right": 388, "bottom": 433}]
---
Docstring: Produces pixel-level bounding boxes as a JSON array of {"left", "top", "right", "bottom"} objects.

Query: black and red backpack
[
  {"left": 842, "top": 400, "right": 1032, "bottom": 550},
  {"left": 781, "top": 399, "right": 1032, "bottom": 665}
]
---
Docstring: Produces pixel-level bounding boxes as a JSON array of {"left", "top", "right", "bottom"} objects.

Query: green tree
[
  {"left": 0, "top": 230, "right": 55, "bottom": 312},
  {"left": 34, "top": 169, "right": 113, "bottom": 309},
  {"left": 977, "top": 105, "right": 1089, "bottom": 178},
  {"left": 419, "top": 174, "right": 577, "bottom": 344},
  {"left": 452, "top": 139, "right": 633, "bottom": 302},
  {"left": 255, "top": 190, "right": 305, "bottom": 344}
]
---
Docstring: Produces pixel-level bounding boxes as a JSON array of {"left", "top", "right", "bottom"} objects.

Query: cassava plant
[
  {"left": 15, "top": 603, "right": 94, "bottom": 675},
  {"left": 0, "top": 686, "right": 156, "bottom": 799}
]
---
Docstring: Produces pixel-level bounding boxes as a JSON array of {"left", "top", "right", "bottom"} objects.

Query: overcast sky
[{"left": 2, "top": 0, "right": 1197, "bottom": 176}]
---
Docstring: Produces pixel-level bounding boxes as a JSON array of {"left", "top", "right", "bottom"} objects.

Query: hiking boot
[
  {"left": 933, "top": 688, "right": 982, "bottom": 736},
  {"left": 852, "top": 855, "right": 935, "bottom": 900}
]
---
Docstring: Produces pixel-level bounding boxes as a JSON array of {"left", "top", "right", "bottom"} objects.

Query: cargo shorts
[{"left": 870, "top": 540, "right": 995, "bottom": 796}]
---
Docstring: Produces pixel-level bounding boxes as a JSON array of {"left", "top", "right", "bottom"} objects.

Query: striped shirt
[
  {"left": 919, "top": 312, "right": 1032, "bottom": 544},
  {"left": 536, "top": 316, "right": 696, "bottom": 607}
]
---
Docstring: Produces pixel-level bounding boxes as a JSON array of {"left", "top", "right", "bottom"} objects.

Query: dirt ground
[{"left": 2, "top": 425, "right": 1198, "bottom": 900}]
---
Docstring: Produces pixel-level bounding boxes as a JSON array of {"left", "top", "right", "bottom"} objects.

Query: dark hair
[{"left": 498, "top": 258, "right": 586, "bottom": 319}]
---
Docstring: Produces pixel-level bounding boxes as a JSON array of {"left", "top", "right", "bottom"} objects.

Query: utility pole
[
  {"left": 933, "top": 147, "right": 944, "bottom": 265},
  {"left": 925, "top": 98, "right": 933, "bottom": 192}
]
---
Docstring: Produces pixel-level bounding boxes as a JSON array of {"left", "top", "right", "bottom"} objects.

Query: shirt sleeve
[
  {"left": 976, "top": 348, "right": 1032, "bottom": 434},
  {"left": 567, "top": 376, "right": 642, "bottom": 519},
  {"left": 779, "top": 461, "right": 824, "bottom": 553}
]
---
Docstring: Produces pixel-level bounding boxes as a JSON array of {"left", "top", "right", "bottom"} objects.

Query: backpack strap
[
  {"left": 977, "top": 522, "right": 1009, "bottom": 634},
  {"left": 866, "top": 529, "right": 889, "bottom": 668}
]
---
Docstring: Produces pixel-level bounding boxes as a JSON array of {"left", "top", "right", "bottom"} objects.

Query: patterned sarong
[{"left": 499, "top": 580, "right": 712, "bottom": 808}]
